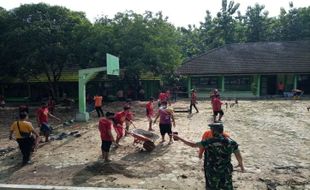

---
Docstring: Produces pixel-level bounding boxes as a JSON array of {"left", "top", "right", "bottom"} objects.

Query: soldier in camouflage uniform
[{"left": 173, "top": 123, "right": 244, "bottom": 190}]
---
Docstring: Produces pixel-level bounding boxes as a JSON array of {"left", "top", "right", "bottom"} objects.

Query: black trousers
[
  {"left": 95, "top": 106, "right": 104, "bottom": 117},
  {"left": 189, "top": 103, "right": 199, "bottom": 113},
  {"left": 17, "top": 138, "right": 33, "bottom": 164}
]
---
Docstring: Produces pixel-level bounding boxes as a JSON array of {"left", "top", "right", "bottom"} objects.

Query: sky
[{"left": 1, "top": 0, "right": 310, "bottom": 27}]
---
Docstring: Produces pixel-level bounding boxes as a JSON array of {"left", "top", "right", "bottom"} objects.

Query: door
[
  {"left": 297, "top": 75, "right": 310, "bottom": 94},
  {"left": 261, "top": 75, "right": 277, "bottom": 96}
]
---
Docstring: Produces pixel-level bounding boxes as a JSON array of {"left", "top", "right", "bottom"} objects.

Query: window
[
  {"left": 224, "top": 76, "right": 252, "bottom": 91},
  {"left": 192, "top": 76, "right": 219, "bottom": 92}
]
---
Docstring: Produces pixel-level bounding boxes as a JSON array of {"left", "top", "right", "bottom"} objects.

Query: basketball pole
[
  {"left": 75, "top": 53, "right": 119, "bottom": 122},
  {"left": 75, "top": 67, "right": 106, "bottom": 122}
]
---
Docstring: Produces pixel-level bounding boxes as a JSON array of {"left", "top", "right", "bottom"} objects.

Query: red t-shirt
[
  {"left": 114, "top": 111, "right": 127, "bottom": 127},
  {"left": 191, "top": 92, "right": 197, "bottom": 103},
  {"left": 99, "top": 118, "right": 113, "bottom": 141},
  {"left": 146, "top": 101, "right": 154, "bottom": 117},
  {"left": 211, "top": 97, "right": 223, "bottom": 111},
  {"left": 159, "top": 93, "right": 167, "bottom": 102},
  {"left": 126, "top": 111, "right": 134, "bottom": 121},
  {"left": 37, "top": 107, "right": 48, "bottom": 124}
]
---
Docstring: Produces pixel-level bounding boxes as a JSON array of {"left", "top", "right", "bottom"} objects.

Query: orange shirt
[
  {"left": 94, "top": 96, "right": 103, "bottom": 107},
  {"left": 198, "top": 130, "right": 230, "bottom": 157}
]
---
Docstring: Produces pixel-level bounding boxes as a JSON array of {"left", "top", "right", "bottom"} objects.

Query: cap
[
  {"left": 209, "top": 123, "right": 224, "bottom": 134},
  {"left": 208, "top": 123, "right": 224, "bottom": 129}
]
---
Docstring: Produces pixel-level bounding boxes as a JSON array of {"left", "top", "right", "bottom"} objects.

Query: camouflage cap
[{"left": 208, "top": 123, "right": 224, "bottom": 130}]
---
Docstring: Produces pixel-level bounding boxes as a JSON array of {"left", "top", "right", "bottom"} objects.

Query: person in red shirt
[
  {"left": 189, "top": 89, "right": 199, "bottom": 114},
  {"left": 277, "top": 82, "right": 285, "bottom": 96},
  {"left": 98, "top": 112, "right": 115, "bottom": 162},
  {"left": 198, "top": 123, "right": 230, "bottom": 159},
  {"left": 210, "top": 88, "right": 220, "bottom": 100},
  {"left": 211, "top": 95, "right": 224, "bottom": 122},
  {"left": 94, "top": 94, "right": 104, "bottom": 118},
  {"left": 146, "top": 97, "right": 155, "bottom": 131},
  {"left": 113, "top": 105, "right": 131, "bottom": 146},
  {"left": 158, "top": 90, "right": 168, "bottom": 107},
  {"left": 37, "top": 102, "right": 60, "bottom": 142}
]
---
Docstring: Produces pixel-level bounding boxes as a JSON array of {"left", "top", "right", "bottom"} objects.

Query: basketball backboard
[{"left": 107, "top": 53, "right": 119, "bottom": 76}]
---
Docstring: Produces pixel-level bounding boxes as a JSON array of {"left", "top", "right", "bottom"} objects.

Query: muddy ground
[{"left": 0, "top": 100, "right": 309, "bottom": 190}]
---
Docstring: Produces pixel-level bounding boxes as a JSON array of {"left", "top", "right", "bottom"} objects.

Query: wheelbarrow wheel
[{"left": 143, "top": 140, "right": 155, "bottom": 152}]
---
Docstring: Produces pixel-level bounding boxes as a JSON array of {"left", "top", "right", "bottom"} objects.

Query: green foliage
[
  {"left": 0, "top": 7, "right": 10, "bottom": 79},
  {"left": 1, "top": 3, "right": 91, "bottom": 97},
  {"left": 277, "top": 5, "right": 310, "bottom": 41},
  {"left": 82, "top": 11, "right": 182, "bottom": 81},
  {"left": 244, "top": 3, "right": 269, "bottom": 42},
  {"left": 180, "top": 0, "right": 310, "bottom": 59},
  {"left": 1, "top": 0, "right": 310, "bottom": 93}
]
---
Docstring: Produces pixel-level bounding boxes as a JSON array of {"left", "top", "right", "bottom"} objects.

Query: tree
[
  {"left": 213, "top": 0, "right": 240, "bottom": 45},
  {"left": 244, "top": 3, "right": 270, "bottom": 42},
  {"left": 178, "top": 25, "right": 203, "bottom": 59},
  {"left": 276, "top": 3, "right": 310, "bottom": 41},
  {"left": 0, "top": 7, "right": 10, "bottom": 80},
  {"left": 84, "top": 11, "right": 182, "bottom": 94},
  {"left": 2, "top": 3, "right": 91, "bottom": 98}
]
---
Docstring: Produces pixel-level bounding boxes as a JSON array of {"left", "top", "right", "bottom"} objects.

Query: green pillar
[
  {"left": 221, "top": 76, "right": 225, "bottom": 92},
  {"left": 76, "top": 67, "right": 106, "bottom": 122},
  {"left": 187, "top": 76, "right": 191, "bottom": 98},
  {"left": 293, "top": 75, "right": 298, "bottom": 89},
  {"left": 256, "top": 75, "right": 261, "bottom": 97}
]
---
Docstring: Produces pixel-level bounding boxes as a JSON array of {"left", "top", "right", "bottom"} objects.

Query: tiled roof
[{"left": 177, "top": 41, "right": 310, "bottom": 75}]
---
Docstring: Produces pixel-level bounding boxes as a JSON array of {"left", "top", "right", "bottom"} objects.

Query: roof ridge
[
  {"left": 183, "top": 39, "right": 310, "bottom": 63},
  {"left": 182, "top": 44, "right": 226, "bottom": 64},
  {"left": 177, "top": 40, "right": 310, "bottom": 75}
]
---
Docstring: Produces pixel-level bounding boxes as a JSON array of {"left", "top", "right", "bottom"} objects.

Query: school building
[
  {"left": 0, "top": 65, "right": 160, "bottom": 102},
  {"left": 177, "top": 40, "right": 310, "bottom": 98}
]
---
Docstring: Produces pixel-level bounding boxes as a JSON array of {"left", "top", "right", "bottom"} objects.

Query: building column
[
  {"left": 221, "top": 76, "right": 225, "bottom": 92},
  {"left": 187, "top": 76, "right": 191, "bottom": 98},
  {"left": 293, "top": 75, "right": 298, "bottom": 89},
  {"left": 256, "top": 75, "right": 261, "bottom": 97}
]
